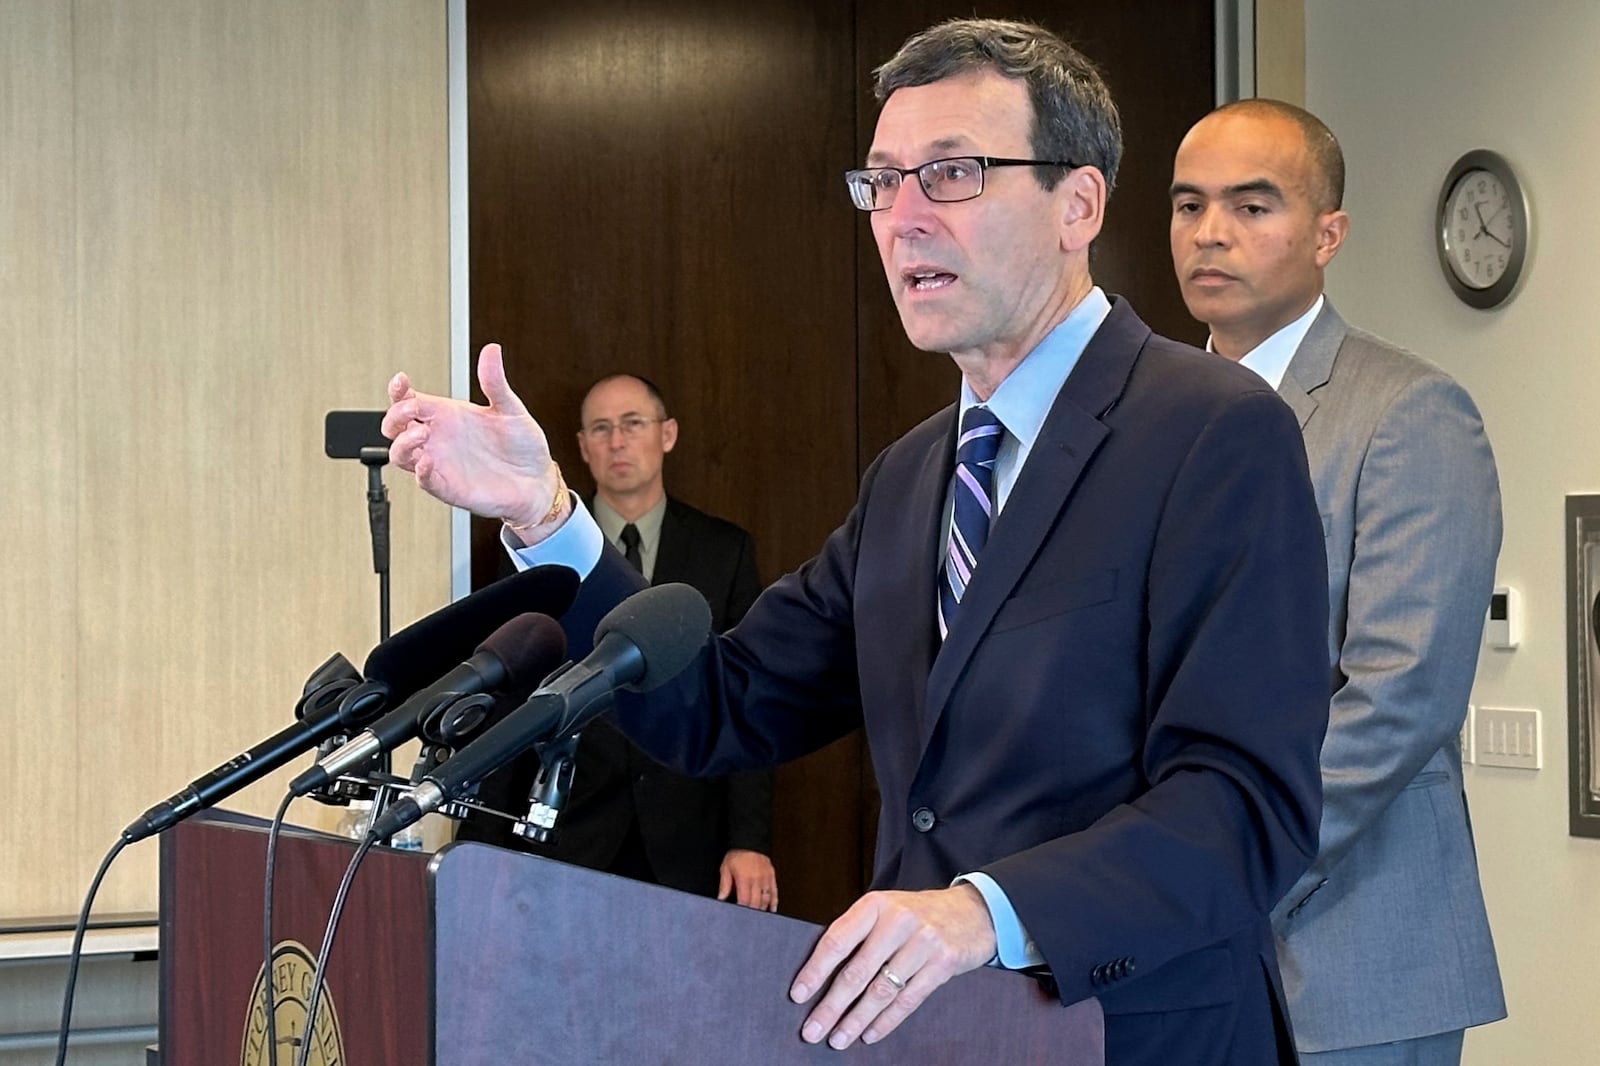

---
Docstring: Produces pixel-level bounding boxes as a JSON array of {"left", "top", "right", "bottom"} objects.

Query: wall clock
[{"left": 1436, "top": 149, "right": 1529, "bottom": 309}]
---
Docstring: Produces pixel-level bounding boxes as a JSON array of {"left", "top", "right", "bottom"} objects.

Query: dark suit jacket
[
  {"left": 460, "top": 497, "right": 771, "bottom": 898},
  {"left": 597, "top": 299, "right": 1330, "bottom": 1065}
]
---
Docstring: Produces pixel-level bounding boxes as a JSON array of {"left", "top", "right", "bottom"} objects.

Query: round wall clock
[{"left": 1435, "top": 149, "right": 1529, "bottom": 309}]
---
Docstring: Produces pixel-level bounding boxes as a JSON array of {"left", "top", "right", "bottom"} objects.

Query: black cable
[
  {"left": 295, "top": 832, "right": 378, "bottom": 1066},
  {"left": 261, "top": 790, "right": 297, "bottom": 1066},
  {"left": 54, "top": 836, "right": 128, "bottom": 1066}
]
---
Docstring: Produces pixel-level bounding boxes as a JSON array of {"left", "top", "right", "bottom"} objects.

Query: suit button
[{"left": 911, "top": 807, "right": 937, "bottom": 833}]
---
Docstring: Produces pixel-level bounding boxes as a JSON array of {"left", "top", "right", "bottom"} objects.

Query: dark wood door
[{"left": 467, "top": 1, "right": 1213, "bottom": 924}]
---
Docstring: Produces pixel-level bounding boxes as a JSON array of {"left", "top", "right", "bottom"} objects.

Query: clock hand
[
  {"left": 1472, "top": 201, "right": 1490, "bottom": 238},
  {"left": 1481, "top": 228, "right": 1511, "bottom": 250}
]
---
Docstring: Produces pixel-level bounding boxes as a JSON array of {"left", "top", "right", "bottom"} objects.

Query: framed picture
[{"left": 1566, "top": 494, "right": 1600, "bottom": 838}]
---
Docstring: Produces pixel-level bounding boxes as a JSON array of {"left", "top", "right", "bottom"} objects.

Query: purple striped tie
[{"left": 938, "top": 406, "right": 1004, "bottom": 639}]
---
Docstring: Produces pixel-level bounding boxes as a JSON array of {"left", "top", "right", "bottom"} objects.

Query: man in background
[
  {"left": 1169, "top": 98, "right": 1506, "bottom": 1064},
  {"left": 462, "top": 373, "right": 777, "bottom": 910}
]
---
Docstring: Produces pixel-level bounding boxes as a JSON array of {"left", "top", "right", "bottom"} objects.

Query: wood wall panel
[
  {"left": 0, "top": 0, "right": 79, "bottom": 917},
  {"left": 1, "top": 0, "right": 452, "bottom": 918},
  {"left": 467, "top": 0, "right": 864, "bottom": 924}
]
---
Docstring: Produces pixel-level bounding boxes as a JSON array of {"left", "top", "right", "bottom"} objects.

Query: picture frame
[{"left": 1565, "top": 494, "right": 1600, "bottom": 838}]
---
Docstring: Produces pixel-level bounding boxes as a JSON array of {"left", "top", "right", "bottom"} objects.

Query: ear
[
  {"left": 1057, "top": 165, "right": 1109, "bottom": 254},
  {"left": 1314, "top": 210, "right": 1349, "bottom": 268},
  {"left": 659, "top": 417, "right": 679, "bottom": 453},
  {"left": 576, "top": 430, "right": 593, "bottom": 465}
]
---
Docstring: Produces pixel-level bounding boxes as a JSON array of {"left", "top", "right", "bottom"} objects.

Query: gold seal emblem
[{"left": 240, "top": 940, "right": 345, "bottom": 1066}]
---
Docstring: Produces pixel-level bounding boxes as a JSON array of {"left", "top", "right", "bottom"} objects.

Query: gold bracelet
[{"left": 506, "top": 471, "right": 567, "bottom": 538}]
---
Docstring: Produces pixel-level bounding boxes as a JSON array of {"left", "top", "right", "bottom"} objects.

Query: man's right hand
[{"left": 383, "top": 342, "right": 568, "bottom": 544}]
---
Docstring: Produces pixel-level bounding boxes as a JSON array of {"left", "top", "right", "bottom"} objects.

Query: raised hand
[{"left": 383, "top": 343, "right": 568, "bottom": 541}]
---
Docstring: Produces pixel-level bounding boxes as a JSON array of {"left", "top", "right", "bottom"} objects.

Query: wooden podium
[{"left": 158, "top": 809, "right": 1103, "bottom": 1064}]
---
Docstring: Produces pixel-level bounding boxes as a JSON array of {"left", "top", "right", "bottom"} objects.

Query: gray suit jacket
[{"left": 1270, "top": 300, "right": 1507, "bottom": 1051}]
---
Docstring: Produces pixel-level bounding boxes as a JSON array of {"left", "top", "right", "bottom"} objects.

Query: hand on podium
[
  {"left": 718, "top": 849, "right": 778, "bottom": 912},
  {"left": 790, "top": 883, "right": 997, "bottom": 1051}
]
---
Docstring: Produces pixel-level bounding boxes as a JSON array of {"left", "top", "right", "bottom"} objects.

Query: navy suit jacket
[{"left": 592, "top": 299, "right": 1329, "bottom": 1065}]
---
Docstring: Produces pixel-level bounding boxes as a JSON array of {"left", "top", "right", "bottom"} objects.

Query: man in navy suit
[{"left": 384, "top": 18, "right": 1329, "bottom": 1064}]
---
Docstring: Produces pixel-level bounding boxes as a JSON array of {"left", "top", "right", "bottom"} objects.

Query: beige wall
[
  {"left": 1, "top": 0, "right": 452, "bottom": 918},
  {"left": 1304, "top": 1, "right": 1600, "bottom": 1062}
]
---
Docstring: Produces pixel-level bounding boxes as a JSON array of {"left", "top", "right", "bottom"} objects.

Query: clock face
[{"left": 1443, "top": 168, "right": 1515, "bottom": 290}]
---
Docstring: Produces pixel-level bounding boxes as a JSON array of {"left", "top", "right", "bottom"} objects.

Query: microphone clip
[{"left": 512, "top": 733, "right": 581, "bottom": 844}]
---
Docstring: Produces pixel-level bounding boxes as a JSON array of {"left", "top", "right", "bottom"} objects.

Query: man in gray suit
[{"left": 1169, "top": 99, "right": 1506, "bottom": 1064}]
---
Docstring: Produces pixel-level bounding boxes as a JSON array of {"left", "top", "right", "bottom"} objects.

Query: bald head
[{"left": 1208, "top": 99, "right": 1344, "bottom": 213}]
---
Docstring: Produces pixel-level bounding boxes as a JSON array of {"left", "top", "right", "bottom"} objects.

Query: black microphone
[
  {"left": 361, "top": 564, "right": 579, "bottom": 702},
  {"left": 118, "top": 566, "right": 579, "bottom": 844},
  {"left": 370, "top": 583, "right": 711, "bottom": 838},
  {"left": 298, "top": 565, "right": 581, "bottom": 802},
  {"left": 288, "top": 612, "right": 568, "bottom": 796},
  {"left": 121, "top": 655, "right": 368, "bottom": 844}
]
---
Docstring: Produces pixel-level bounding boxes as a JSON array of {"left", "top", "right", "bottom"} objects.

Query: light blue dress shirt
[{"left": 506, "top": 289, "right": 1115, "bottom": 970}]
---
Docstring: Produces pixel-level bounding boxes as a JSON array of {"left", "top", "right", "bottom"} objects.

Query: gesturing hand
[
  {"left": 383, "top": 343, "right": 567, "bottom": 540},
  {"left": 789, "top": 885, "right": 997, "bottom": 1050}
]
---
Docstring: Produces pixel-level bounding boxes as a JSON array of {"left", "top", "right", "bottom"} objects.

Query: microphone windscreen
[
  {"left": 593, "top": 582, "right": 712, "bottom": 692},
  {"left": 362, "top": 565, "right": 580, "bottom": 694},
  {"left": 477, "top": 612, "right": 568, "bottom": 692}
]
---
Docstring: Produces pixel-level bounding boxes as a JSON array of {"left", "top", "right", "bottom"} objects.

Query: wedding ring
[{"left": 880, "top": 967, "right": 907, "bottom": 992}]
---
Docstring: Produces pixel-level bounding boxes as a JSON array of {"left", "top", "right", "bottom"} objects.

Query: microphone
[
  {"left": 117, "top": 566, "right": 578, "bottom": 845},
  {"left": 121, "top": 654, "right": 369, "bottom": 844},
  {"left": 370, "top": 583, "right": 711, "bottom": 839},
  {"left": 298, "top": 565, "right": 580, "bottom": 804},
  {"left": 288, "top": 612, "right": 568, "bottom": 797},
  {"left": 361, "top": 564, "right": 579, "bottom": 702}
]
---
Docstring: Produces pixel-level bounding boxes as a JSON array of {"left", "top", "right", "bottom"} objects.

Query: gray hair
[{"left": 872, "top": 18, "right": 1123, "bottom": 193}]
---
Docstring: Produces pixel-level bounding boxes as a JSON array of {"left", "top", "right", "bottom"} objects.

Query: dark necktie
[
  {"left": 619, "top": 523, "right": 644, "bottom": 575},
  {"left": 938, "top": 406, "right": 1004, "bottom": 640}
]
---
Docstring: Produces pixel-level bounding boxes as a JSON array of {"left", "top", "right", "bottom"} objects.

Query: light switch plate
[{"left": 1474, "top": 706, "right": 1540, "bottom": 770}]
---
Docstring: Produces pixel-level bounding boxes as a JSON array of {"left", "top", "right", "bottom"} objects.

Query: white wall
[{"left": 1306, "top": 2, "right": 1600, "bottom": 1062}]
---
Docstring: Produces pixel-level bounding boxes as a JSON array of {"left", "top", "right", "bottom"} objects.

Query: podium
[{"left": 159, "top": 809, "right": 1104, "bottom": 1064}]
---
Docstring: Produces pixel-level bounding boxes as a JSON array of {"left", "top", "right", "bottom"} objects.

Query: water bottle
[
  {"left": 386, "top": 818, "right": 425, "bottom": 851},
  {"left": 333, "top": 798, "right": 373, "bottom": 839}
]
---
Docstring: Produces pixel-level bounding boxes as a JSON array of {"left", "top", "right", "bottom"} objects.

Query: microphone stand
[
  {"left": 359, "top": 446, "right": 392, "bottom": 643},
  {"left": 358, "top": 446, "right": 394, "bottom": 785}
]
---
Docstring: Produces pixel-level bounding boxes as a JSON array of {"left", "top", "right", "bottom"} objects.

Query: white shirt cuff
[
  {"left": 954, "top": 872, "right": 1044, "bottom": 969},
  {"left": 499, "top": 493, "right": 605, "bottom": 579}
]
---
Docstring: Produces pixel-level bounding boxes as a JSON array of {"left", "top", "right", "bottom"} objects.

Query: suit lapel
[
  {"left": 902, "top": 407, "right": 958, "bottom": 705},
  {"left": 652, "top": 498, "right": 692, "bottom": 587},
  {"left": 920, "top": 300, "right": 1148, "bottom": 747},
  {"left": 1278, "top": 300, "right": 1348, "bottom": 429}
]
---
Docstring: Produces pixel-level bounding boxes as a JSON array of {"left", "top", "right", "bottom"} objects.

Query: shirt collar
[
  {"left": 958, "top": 286, "right": 1113, "bottom": 445},
  {"left": 591, "top": 493, "right": 667, "bottom": 548},
  {"left": 1210, "top": 294, "right": 1324, "bottom": 390}
]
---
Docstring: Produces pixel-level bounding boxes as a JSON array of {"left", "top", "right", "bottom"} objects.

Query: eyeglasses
[
  {"left": 581, "top": 415, "right": 662, "bottom": 442},
  {"left": 844, "top": 156, "right": 1080, "bottom": 212}
]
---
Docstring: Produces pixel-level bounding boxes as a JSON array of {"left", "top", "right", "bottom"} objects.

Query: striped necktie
[{"left": 938, "top": 405, "right": 1004, "bottom": 640}]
